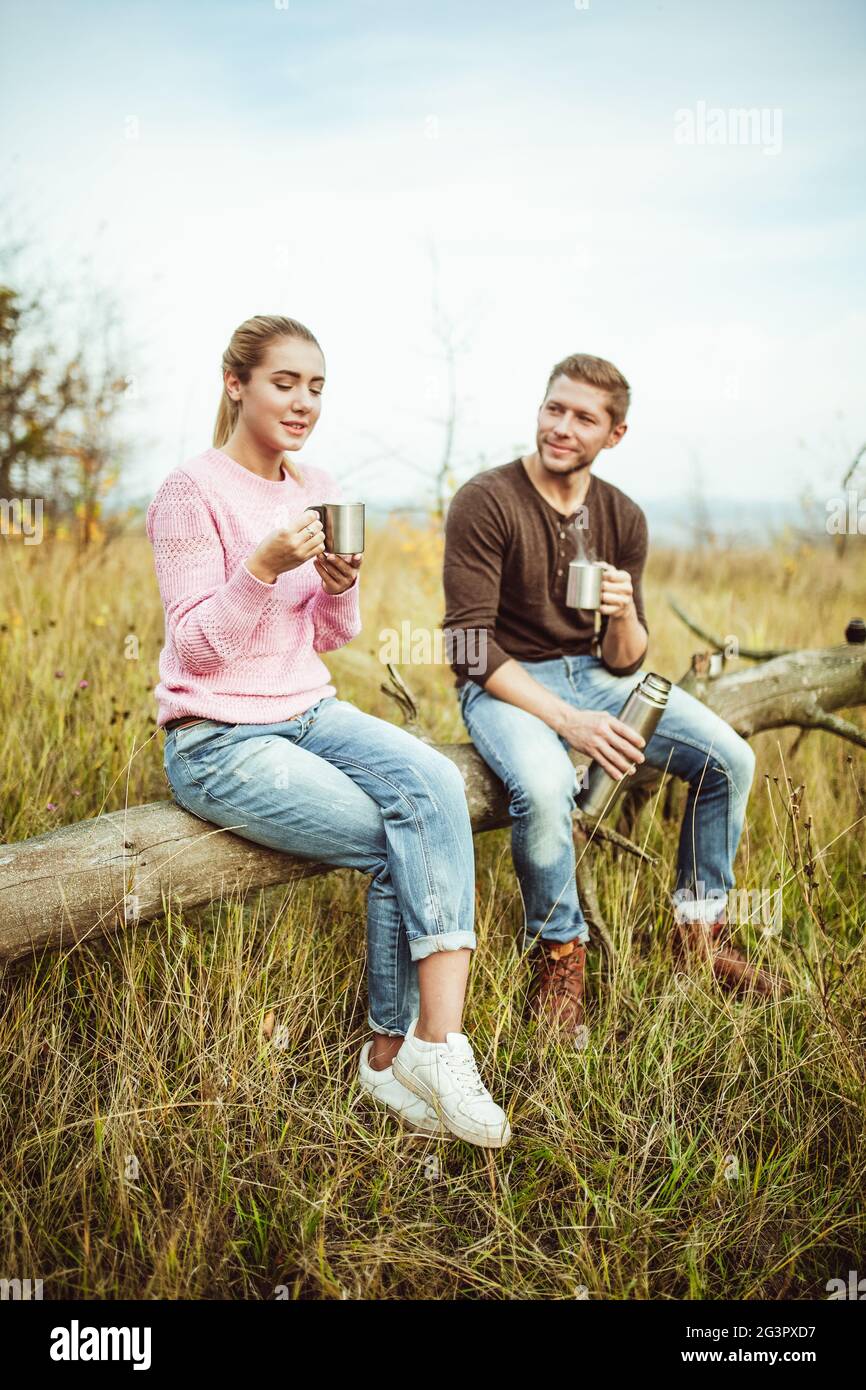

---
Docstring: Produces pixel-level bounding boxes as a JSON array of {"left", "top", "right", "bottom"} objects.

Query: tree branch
[{"left": 666, "top": 595, "right": 793, "bottom": 660}]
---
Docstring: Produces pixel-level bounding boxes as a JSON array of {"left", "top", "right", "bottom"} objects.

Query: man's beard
[{"left": 538, "top": 439, "right": 590, "bottom": 477}]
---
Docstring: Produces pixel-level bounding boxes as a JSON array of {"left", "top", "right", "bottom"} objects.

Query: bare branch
[
  {"left": 841, "top": 442, "right": 866, "bottom": 489},
  {"left": 666, "top": 594, "right": 793, "bottom": 660}
]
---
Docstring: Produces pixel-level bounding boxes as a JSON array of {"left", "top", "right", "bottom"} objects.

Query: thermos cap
[{"left": 640, "top": 672, "right": 672, "bottom": 706}]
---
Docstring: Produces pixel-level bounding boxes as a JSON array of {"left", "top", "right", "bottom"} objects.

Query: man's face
[{"left": 535, "top": 375, "right": 627, "bottom": 476}]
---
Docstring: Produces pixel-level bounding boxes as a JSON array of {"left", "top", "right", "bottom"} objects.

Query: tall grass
[{"left": 1, "top": 521, "right": 864, "bottom": 1298}]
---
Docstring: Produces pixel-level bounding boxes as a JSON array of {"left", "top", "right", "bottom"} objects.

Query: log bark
[
  {"left": 1, "top": 636, "right": 864, "bottom": 968},
  {"left": 687, "top": 645, "right": 866, "bottom": 747},
  {"left": 0, "top": 741, "right": 596, "bottom": 969}
]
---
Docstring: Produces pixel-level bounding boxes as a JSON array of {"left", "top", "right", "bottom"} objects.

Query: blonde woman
[{"left": 146, "top": 315, "right": 509, "bottom": 1148}]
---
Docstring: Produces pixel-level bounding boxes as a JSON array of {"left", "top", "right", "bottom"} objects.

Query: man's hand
[
  {"left": 479, "top": 660, "right": 646, "bottom": 781},
  {"left": 598, "top": 560, "right": 648, "bottom": 672},
  {"left": 599, "top": 562, "right": 636, "bottom": 621},
  {"left": 553, "top": 704, "right": 646, "bottom": 781},
  {"left": 313, "top": 551, "right": 362, "bottom": 595}
]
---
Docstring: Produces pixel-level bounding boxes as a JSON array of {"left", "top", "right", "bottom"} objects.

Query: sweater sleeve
[
  {"left": 146, "top": 472, "right": 277, "bottom": 676},
  {"left": 443, "top": 482, "right": 513, "bottom": 686},
  {"left": 308, "top": 472, "right": 362, "bottom": 652}
]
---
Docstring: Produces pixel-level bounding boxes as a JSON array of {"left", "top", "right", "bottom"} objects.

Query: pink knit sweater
[{"left": 146, "top": 447, "right": 361, "bottom": 727}]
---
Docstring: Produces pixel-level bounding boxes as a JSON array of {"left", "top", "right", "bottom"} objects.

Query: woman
[{"left": 146, "top": 314, "right": 509, "bottom": 1148}]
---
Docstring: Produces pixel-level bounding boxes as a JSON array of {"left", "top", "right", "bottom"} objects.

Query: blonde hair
[
  {"left": 213, "top": 315, "right": 323, "bottom": 483},
  {"left": 545, "top": 353, "right": 630, "bottom": 427}
]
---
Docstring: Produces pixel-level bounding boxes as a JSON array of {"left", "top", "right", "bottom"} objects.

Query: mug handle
[{"left": 307, "top": 504, "right": 327, "bottom": 548}]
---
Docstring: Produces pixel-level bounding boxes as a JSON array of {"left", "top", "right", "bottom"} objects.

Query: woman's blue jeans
[
  {"left": 163, "top": 696, "right": 476, "bottom": 1036},
  {"left": 458, "top": 654, "right": 757, "bottom": 943}
]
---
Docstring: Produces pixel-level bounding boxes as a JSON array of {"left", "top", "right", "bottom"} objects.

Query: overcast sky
[{"left": 2, "top": 0, "right": 864, "bottom": 512}]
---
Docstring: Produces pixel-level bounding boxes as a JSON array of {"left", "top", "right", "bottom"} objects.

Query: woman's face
[{"left": 227, "top": 335, "right": 326, "bottom": 453}]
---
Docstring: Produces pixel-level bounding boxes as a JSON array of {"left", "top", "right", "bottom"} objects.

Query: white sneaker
[
  {"left": 392, "top": 1020, "right": 512, "bottom": 1148},
  {"left": 358, "top": 1040, "right": 447, "bottom": 1137}
]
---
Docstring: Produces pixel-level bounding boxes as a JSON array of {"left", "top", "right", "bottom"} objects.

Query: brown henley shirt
[{"left": 442, "top": 456, "right": 649, "bottom": 689}]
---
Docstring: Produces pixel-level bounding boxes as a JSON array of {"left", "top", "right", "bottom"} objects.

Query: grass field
[{"left": 1, "top": 520, "right": 864, "bottom": 1299}]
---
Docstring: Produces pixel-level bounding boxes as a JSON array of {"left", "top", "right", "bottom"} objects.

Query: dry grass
[{"left": 1, "top": 521, "right": 864, "bottom": 1298}]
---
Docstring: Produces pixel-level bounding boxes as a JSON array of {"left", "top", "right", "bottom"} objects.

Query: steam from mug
[{"left": 308, "top": 503, "right": 365, "bottom": 556}]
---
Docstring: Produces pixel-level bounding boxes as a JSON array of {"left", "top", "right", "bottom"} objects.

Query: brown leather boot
[
  {"left": 529, "top": 939, "right": 587, "bottom": 1040},
  {"left": 672, "top": 915, "right": 789, "bottom": 998}
]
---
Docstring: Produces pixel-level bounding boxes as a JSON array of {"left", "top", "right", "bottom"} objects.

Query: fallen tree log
[
  {"left": 0, "top": 736, "right": 614, "bottom": 969},
  {"left": 0, "top": 664, "right": 612, "bottom": 971},
  {"left": 1, "top": 626, "right": 864, "bottom": 969},
  {"left": 618, "top": 620, "right": 866, "bottom": 840}
]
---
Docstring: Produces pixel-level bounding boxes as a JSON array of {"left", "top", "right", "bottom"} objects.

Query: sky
[{"left": 2, "top": 0, "right": 865, "bottom": 518}]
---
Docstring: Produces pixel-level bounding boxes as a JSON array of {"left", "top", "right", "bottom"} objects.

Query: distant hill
[{"left": 116, "top": 492, "right": 821, "bottom": 549}]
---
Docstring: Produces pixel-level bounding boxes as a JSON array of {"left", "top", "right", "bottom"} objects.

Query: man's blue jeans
[
  {"left": 458, "top": 654, "right": 757, "bottom": 943},
  {"left": 163, "top": 695, "right": 476, "bottom": 1036}
]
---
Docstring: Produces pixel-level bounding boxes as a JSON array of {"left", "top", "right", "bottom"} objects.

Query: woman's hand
[
  {"left": 314, "top": 551, "right": 363, "bottom": 595},
  {"left": 246, "top": 510, "right": 326, "bottom": 583}
]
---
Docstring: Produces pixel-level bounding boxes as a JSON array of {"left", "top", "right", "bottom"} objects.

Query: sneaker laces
[{"left": 444, "top": 1047, "right": 487, "bottom": 1097}]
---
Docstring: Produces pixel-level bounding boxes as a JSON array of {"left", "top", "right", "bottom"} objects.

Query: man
[{"left": 443, "top": 353, "right": 785, "bottom": 1043}]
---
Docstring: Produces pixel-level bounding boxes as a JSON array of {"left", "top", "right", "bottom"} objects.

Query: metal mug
[
  {"left": 307, "top": 502, "right": 365, "bottom": 556},
  {"left": 566, "top": 559, "right": 607, "bottom": 610}
]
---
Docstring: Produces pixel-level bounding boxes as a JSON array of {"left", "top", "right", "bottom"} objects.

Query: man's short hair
[{"left": 544, "top": 353, "right": 630, "bottom": 427}]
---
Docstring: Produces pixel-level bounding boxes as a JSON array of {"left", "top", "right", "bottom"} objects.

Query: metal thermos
[
  {"left": 576, "top": 672, "right": 672, "bottom": 820},
  {"left": 308, "top": 502, "right": 365, "bottom": 556}
]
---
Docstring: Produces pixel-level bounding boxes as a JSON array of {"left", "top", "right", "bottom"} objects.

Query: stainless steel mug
[
  {"left": 576, "top": 672, "right": 672, "bottom": 820},
  {"left": 308, "top": 502, "right": 365, "bottom": 556},
  {"left": 566, "top": 560, "right": 606, "bottom": 609}
]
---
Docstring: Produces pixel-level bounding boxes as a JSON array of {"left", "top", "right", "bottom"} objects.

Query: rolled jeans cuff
[
  {"left": 536, "top": 924, "right": 591, "bottom": 945},
  {"left": 408, "top": 930, "right": 477, "bottom": 961},
  {"left": 367, "top": 1014, "right": 408, "bottom": 1038}
]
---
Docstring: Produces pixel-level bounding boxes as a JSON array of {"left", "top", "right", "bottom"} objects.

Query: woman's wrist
[{"left": 245, "top": 555, "right": 277, "bottom": 585}]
